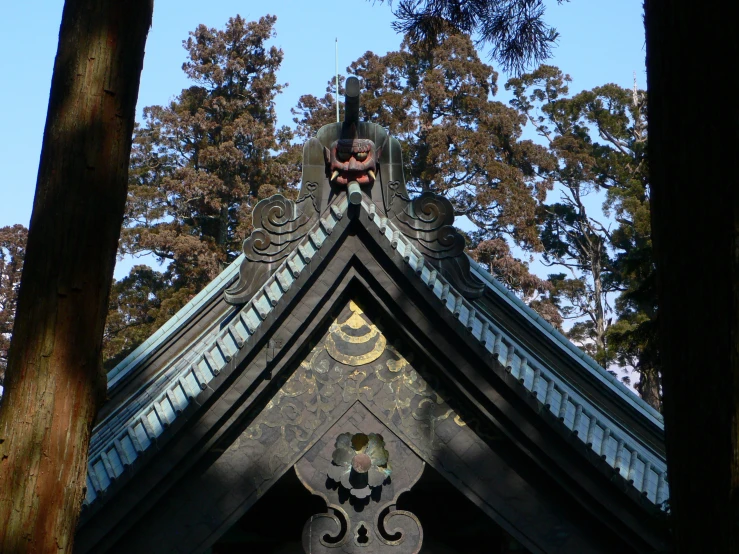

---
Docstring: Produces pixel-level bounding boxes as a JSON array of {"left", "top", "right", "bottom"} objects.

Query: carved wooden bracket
[
  {"left": 224, "top": 189, "right": 318, "bottom": 304},
  {"left": 296, "top": 405, "right": 424, "bottom": 553},
  {"left": 389, "top": 191, "right": 484, "bottom": 299}
]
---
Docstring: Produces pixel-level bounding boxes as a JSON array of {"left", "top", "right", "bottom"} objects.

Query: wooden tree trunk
[
  {"left": 636, "top": 366, "right": 661, "bottom": 412},
  {"left": 0, "top": 1, "right": 152, "bottom": 552},
  {"left": 591, "top": 254, "right": 607, "bottom": 364},
  {"left": 645, "top": 1, "right": 739, "bottom": 551}
]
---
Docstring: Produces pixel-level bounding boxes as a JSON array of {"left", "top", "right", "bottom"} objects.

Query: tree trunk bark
[
  {"left": 591, "top": 254, "right": 607, "bottom": 365},
  {"left": 636, "top": 365, "right": 661, "bottom": 412},
  {"left": 645, "top": 1, "right": 739, "bottom": 551},
  {"left": 0, "top": 1, "right": 152, "bottom": 552}
]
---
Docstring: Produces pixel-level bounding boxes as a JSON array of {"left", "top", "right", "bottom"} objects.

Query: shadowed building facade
[{"left": 75, "top": 78, "right": 670, "bottom": 553}]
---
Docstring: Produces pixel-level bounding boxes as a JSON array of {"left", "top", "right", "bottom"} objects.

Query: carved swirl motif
[
  {"left": 296, "top": 405, "right": 425, "bottom": 553},
  {"left": 408, "top": 192, "right": 453, "bottom": 227},
  {"left": 412, "top": 192, "right": 453, "bottom": 228},
  {"left": 245, "top": 194, "right": 314, "bottom": 261},
  {"left": 435, "top": 225, "right": 466, "bottom": 251},
  {"left": 224, "top": 193, "right": 318, "bottom": 304},
  {"left": 394, "top": 192, "right": 462, "bottom": 259},
  {"left": 390, "top": 191, "right": 484, "bottom": 298}
]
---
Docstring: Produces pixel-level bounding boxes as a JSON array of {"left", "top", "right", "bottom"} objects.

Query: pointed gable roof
[
  {"left": 76, "top": 79, "right": 670, "bottom": 553},
  {"left": 84, "top": 195, "right": 667, "bottom": 508}
]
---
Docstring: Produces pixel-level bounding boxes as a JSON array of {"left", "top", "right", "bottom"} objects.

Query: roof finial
[
  {"left": 344, "top": 76, "right": 360, "bottom": 126},
  {"left": 335, "top": 38, "right": 340, "bottom": 123}
]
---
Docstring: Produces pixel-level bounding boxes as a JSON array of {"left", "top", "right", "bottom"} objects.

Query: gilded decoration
[
  {"left": 326, "top": 301, "right": 386, "bottom": 366},
  {"left": 327, "top": 431, "right": 392, "bottom": 502},
  {"left": 236, "top": 300, "right": 464, "bottom": 496},
  {"left": 296, "top": 404, "right": 424, "bottom": 553}
]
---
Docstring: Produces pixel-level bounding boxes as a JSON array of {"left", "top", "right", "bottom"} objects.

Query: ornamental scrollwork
[
  {"left": 389, "top": 192, "right": 484, "bottom": 299},
  {"left": 296, "top": 403, "right": 425, "bottom": 553},
  {"left": 234, "top": 301, "right": 465, "bottom": 499},
  {"left": 224, "top": 193, "right": 318, "bottom": 304}
]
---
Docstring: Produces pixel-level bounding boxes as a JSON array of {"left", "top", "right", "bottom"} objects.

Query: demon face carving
[{"left": 324, "top": 138, "right": 380, "bottom": 186}]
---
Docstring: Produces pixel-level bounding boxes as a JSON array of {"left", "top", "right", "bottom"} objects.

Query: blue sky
[{"left": 0, "top": 0, "right": 646, "bottom": 276}]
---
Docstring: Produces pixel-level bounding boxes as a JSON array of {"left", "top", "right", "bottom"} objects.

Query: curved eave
[
  {"left": 106, "top": 255, "right": 244, "bottom": 392},
  {"left": 83, "top": 196, "right": 668, "bottom": 513},
  {"left": 468, "top": 258, "right": 664, "bottom": 430}
]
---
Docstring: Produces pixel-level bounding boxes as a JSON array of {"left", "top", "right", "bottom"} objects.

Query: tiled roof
[
  {"left": 85, "top": 199, "right": 349, "bottom": 507},
  {"left": 468, "top": 259, "right": 664, "bottom": 428},
  {"left": 367, "top": 203, "right": 668, "bottom": 507},
  {"left": 105, "top": 255, "right": 244, "bottom": 391},
  {"left": 85, "top": 196, "right": 668, "bottom": 510}
]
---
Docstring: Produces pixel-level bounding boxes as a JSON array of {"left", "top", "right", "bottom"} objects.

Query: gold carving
[
  {"left": 237, "top": 300, "right": 468, "bottom": 493},
  {"left": 330, "top": 324, "right": 379, "bottom": 344},
  {"left": 344, "top": 301, "right": 369, "bottom": 328},
  {"left": 326, "top": 333, "right": 386, "bottom": 366},
  {"left": 326, "top": 301, "right": 386, "bottom": 365}
]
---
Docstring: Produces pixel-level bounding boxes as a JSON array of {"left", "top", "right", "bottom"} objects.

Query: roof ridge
[
  {"left": 106, "top": 254, "right": 244, "bottom": 390},
  {"left": 83, "top": 195, "right": 668, "bottom": 512},
  {"left": 360, "top": 199, "right": 668, "bottom": 506},
  {"left": 82, "top": 198, "right": 348, "bottom": 508},
  {"left": 467, "top": 257, "right": 664, "bottom": 427}
]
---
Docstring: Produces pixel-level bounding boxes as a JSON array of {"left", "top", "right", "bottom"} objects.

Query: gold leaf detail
[
  {"left": 326, "top": 333, "right": 387, "bottom": 366},
  {"left": 330, "top": 323, "right": 379, "bottom": 344}
]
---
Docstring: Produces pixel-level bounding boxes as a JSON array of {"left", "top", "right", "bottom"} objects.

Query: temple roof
[
  {"left": 84, "top": 195, "right": 668, "bottom": 514},
  {"left": 78, "top": 79, "right": 669, "bottom": 553},
  {"left": 468, "top": 259, "right": 663, "bottom": 429}
]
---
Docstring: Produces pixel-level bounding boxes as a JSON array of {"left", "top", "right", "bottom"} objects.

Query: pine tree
[
  {"left": 508, "top": 65, "right": 658, "bottom": 404},
  {"left": 105, "top": 15, "right": 300, "bottom": 367},
  {"left": 0, "top": 225, "right": 27, "bottom": 388},
  {"left": 373, "top": 0, "right": 567, "bottom": 73},
  {"left": 292, "top": 33, "right": 558, "bottom": 322}
]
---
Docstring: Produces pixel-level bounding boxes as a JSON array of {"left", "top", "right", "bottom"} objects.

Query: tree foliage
[
  {"left": 105, "top": 26, "right": 565, "bottom": 366},
  {"left": 292, "top": 33, "right": 559, "bottom": 323},
  {"left": 103, "top": 265, "right": 169, "bottom": 365},
  {"left": 295, "top": 34, "right": 554, "bottom": 243},
  {"left": 0, "top": 225, "right": 27, "bottom": 387},
  {"left": 104, "top": 15, "right": 299, "bottom": 367},
  {"left": 373, "top": 0, "right": 568, "bottom": 73},
  {"left": 508, "top": 65, "right": 657, "bottom": 405},
  {"left": 100, "top": 16, "right": 659, "bottom": 413}
]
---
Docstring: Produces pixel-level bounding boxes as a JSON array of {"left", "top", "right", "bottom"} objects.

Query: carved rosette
[
  {"left": 296, "top": 415, "right": 424, "bottom": 554},
  {"left": 391, "top": 192, "right": 484, "bottom": 299},
  {"left": 328, "top": 432, "right": 391, "bottom": 499}
]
